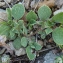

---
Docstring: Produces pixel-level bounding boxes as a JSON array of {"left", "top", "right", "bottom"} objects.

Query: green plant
[
  {"left": 0, "top": 4, "right": 42, "bottom": 60},
  {"left": 0, "top": 3, "right": 63, "bottom": 61},
  {"left": 37, "top": 5, "right": 63, "bottom": 48}
]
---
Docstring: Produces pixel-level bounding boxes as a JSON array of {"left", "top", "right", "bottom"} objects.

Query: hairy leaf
[
  {"left": 38, "top": 31, "right": 46, "bottom": 39},
  {"left": 9, "top": 29, "right": 16, "bottom": 40},
  {"left": 26, "top": 10, "right": 38, "bottom": 22},
  {"left": 52, "top": 27, "right": 63, "bottom": 45},
  {"left": 0, "top": 22, "right": 10, "bottom": 37},
  {"left": 34, "top": 42, "right": 42, "bottom": 50},
  {"left": 23, "top": 25, "right": 27, "bottom": 35},
  {"left": 6, "top": 8, "right": 12, "bottom": 21},
  {"left": 12, "top": 4, "right": 25, "bottom": 20},
  {"left": 26, "top": 46, "right": 36, "bottom": 60},
  {"left": 52, "top": 12, "right": 63, "bottom": 23},
  {"left": 13, "top": 37, "right": 21, "bottom": 50},
  {"left": 38, "top": 5, "right": 52, "bottom": 21},
  {"left": 21, "top": 37, "right": 28, "bottom": 47},
  {"left": 45, "top": 27, "right": 53, "bottom": 35}
]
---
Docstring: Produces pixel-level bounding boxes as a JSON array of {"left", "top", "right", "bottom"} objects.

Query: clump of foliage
[
  {"left": 0, "top": 3, "right": 63, "bottom": 60},
  {"left": 0, "top": 4, "right": 42, "bottom": 60}
]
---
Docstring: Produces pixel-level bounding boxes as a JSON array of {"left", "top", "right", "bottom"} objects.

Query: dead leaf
[
  {"left": 37, "top": 0, "right": 55, "bottom": 9},
  {"left": 24, "top": 0, "right": 30, "bottom": 9}
]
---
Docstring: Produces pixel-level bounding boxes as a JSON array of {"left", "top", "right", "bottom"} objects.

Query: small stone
[
  {"left": 24, "top": 0, "right": 30, "bottom": 9},
  {"left": 4, "top": 0, "right": 12, "bottom": 3},
  {"left": 0, "top": 35, "right": 7, "bottom": 45},
  {"left": 0, "top": 9, "right": 7, "bottom": 21},
  {"left": 55, "top": 0, "right": 63, "bottom": 7},
  {"left": 8, "top": 42, "right": 15, "bottom": 50},
  {"left": 0, "top": 0, "right": 2, "bottom": 1},
  {"left": 54, "top": 9, "right": 63, "bottom": 15},
  {"left": 0, "top": 19, "right": 4, "bottom": 22},
  {"left": 30, "top": 0, "right": 35, "bottom": 8},
  {"left": 0, "top": 2, "right": 5, "bottom": 7},
  {"left": 38, "top": 40, "right": 43, "bottom": 46},
  {"left": 15, "top": 48, "right": 26, "bottom": 56}
]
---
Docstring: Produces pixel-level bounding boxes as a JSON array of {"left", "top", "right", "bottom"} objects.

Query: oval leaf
[
  {"left": 26, "top": 10, "right": 38, "bottom": 22},
  {"left": 6, "top": 8, "right": 12, "bottom": 21},
  {"left": 38, "top": 5, "right": 52, "bottom": 21},
  {"left": 34, "top": 42, "right": 42, "bottom": 50},
  {"left": 26, "top": 46, "right": 36, "bottom": 60},
  {"left": 0, "top": 22, "right": 10, "bottom": 37},
  {"left": 52, "top": 27, "right": 63, "bottom": 45},
  {"left": 12, "top": 4, "right": 25, "bottom": 20},
  {"left": 45, "top": 27, "right": 53, "bottom": 35},
  {"left": 52, "top": 12, "right": 63, "bottom": 23},
  {"left": 13, "top": 38, "right": 21, "bottom": 50},
  {"left": 21, "top": 37, "right": 28, "bottom": 47}
]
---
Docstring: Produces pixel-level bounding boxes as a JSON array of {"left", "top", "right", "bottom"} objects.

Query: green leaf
[
  {"left": 38, "top": 31, "right": 46, "bottom": 39},
  {"left": 21, "top": 37, "right": 28, "bottom": 47},
  {"left": 13, "top": 37, "right": 21, "bottom": 50},
  {"left": 44, "top": 21, "right": 50, "bottom": 28},
  {"left": 28, "top": 19, "right": 36, "bottom": 25},
  {"left": 9, "top": 29, "right": 16, "bottom": 40},
  {"left": 26, "top": 10, "right": 38, "bottom": 22},
  {"left": 52, "top": 27, "right": 63, "bottom": 45},
  {"left": 45, "top": 27, "right": 53, "bottom": 35},
  {"left": 38, "top": 5, "right": 52, "bottom": 21},
  {"left": 34, "top": 42, "right": 42, "bottom": 50},
  {"left": 23, "top": 25, "right": 27, "bottom": 35},
  {"left": 26, "top": 46, "right": 36, "bottom": 60},
  {"left": 52, "top": 12, "right": 63, "bottom": 23},
  {"left": 29, "top": 42, "right": 35, "bottom": 49},
  {"left": 12, "top": 4, "right": 25, "bottom": 20},
  {"left": 6, "top": 8, "right": 12, "bottom": 21},
  {"left": 0, "top": 22, "right": 10, "bottom": 37},
  {"left": 18, "top": 20, "right": 23, "bottom": 26}
]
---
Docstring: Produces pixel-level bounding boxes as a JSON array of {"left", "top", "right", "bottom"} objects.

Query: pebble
[
  {"left": 0, "top": 2, "right": 5, "bottom": 7},
  {"left": 0, "top": 35, "right": 7, "bottom": 44},
  {"left": 0, "top": 9, "right": 7, "bottom": 21},
  {"left": 43, "top": 51, "right": 56, "bottom": 63},
  {"left": 54, "top": 9, "right": 63, "bottom": 15},
  {"left": 15, "top": 48, "right": 26, "bottom": 56},
  {"left": 4, "top": 0, "right": 12, "bottom": 3},
  {"left": 24, "top": 0, "right": 30, "bottom": 9},
  {"left": 0, "top": 0, "right": 2, "bottom": 1},
  {"left": 55, "top": 0, "right": 63, "bottom": 7}
]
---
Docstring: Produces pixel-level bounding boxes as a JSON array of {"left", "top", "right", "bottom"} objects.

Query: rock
[
  {"left": 54, "top": 8, "right": 63, "bottom": 15},
  {"left": 0, "top": 9, "right": 7, "bottom": 21},
  {"left": 1, "top": 55, "right": 10, "bottom": 63},
  {"left": 38, "top": 40, "right": 43, "bottom": 46},
  {"left": 24, "top": 0, "right": 30, "bottom": 9},
  {"left": 0, "top": 19, "right": 4, "bottom": 22},
  {"left": 8, "top": 42, "right": 15, "bottom": 50},
  {"left": 0, "top": 35, "right": 7, "bottom": 45},
  {"left": 0, "top": 0, "right": 2, "bottom": 1},
  {"left": 7, "top": 42, "right": 26, "bottom": 55},
  {"left": 15, "top": 48, "right": 26, "bottom": 56},
  {"left": 0, "top": 2, "right": 5, "bottom": 7},
  {"left": 3, "top": 42, "right": 14, "bottom": 55},
  {"left": 55, "top": 0, "right": 63, "bottom": 7},
  {"left": 35, "top": 50, "right": 57, "bottom": 63},
  {"left": 30, "top": 0, "right": 35, "bottom": 8},
  {"left": 4, "top": 0, "right": 12, "bottom": 3}
]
